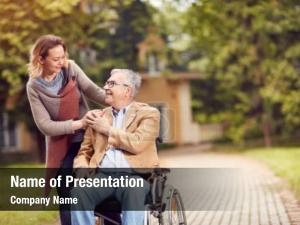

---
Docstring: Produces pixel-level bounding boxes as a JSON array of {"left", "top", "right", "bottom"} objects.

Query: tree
[
  {"left": 109, "top": 0, "right": 156, "bottom": 70},
  {"left": 184, "top": 0, "right": 300, "bottom": 146},
  {"left": 0, "top": 0, "right": 131, "bottom": 160}
]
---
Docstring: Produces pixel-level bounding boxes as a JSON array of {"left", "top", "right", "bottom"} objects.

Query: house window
[
  {"left": 0, "top": 113, "right": 17, "bottom": 151},
  {"left": 147, "top": 53, "right": 159, "bottom": 75}
]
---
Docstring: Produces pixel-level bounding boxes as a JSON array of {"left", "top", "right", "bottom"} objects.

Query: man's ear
[{"left": 126, "top": 86, "right": 133, "bottom": 97}]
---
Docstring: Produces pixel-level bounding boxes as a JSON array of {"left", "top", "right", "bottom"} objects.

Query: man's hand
[{"left": 86, "top": 113, "right": 111, "bottom": 136}]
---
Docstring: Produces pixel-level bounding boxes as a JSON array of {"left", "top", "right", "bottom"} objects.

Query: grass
[
  {"left": 3, "top": 163, "right": 44, "bottom": 168},
  {"left": 0, "top": 163, "right": 58, "bottom": 225},
  {"left": 244, "top": 147, "right": 300, "bottom": 199},
  {"left": 0, "top": 211, "right": 58, "bottom": 225}
]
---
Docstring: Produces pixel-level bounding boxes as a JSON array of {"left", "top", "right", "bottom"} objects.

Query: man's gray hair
[{"left": 111, "top": 69, "right": 142, "bottom": 97}]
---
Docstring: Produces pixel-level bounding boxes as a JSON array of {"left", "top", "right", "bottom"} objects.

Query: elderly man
[{"left": 71, "top": 69, "right": 160, "bottom": 225}]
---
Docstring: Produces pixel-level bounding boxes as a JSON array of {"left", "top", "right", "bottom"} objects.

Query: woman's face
[{"left": 41, "top": 45, "right": 65, "bottom": 76}]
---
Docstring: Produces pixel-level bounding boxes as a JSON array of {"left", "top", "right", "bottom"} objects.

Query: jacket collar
[{"left": 104, "top": 101, "right": 138, "bottom": 129}]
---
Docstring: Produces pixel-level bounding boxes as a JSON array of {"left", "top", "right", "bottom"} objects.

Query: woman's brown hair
[{"left": 27, "top": 34, "right": 68, "bottom": 78}]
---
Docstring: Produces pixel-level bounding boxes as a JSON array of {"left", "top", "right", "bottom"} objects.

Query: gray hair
[{"left": 110, "top": 69, "right": 142, "bottom": 97}]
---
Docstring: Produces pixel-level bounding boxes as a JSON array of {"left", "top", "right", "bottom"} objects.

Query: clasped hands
[
  {"left": 75, "top": 110, "right": 111, "bottom": 179},
  {"left": 83, "top": 109, "right": 111, "bottom": 136}
]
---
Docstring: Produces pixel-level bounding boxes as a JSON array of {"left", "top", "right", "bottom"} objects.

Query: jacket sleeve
[
  {"left": 107, "top": 108, "right": 160, "bottom": 155},
  {"left": 69, "top": 60, "right": 106, "bottom": 105},
  {"left": 73, "top": 127, "right": 94, "bottom": 168},
  {"left": 26, "top": 82, "right": 73, "bottom": 136}
]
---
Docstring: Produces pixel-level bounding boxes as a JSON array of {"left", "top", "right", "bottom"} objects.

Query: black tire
[{"left": 160, "top": 188, "right": 187, "bottom": 225}]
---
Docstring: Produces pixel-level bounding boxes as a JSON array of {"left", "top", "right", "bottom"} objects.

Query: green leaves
[
  {"left": 184, "top": 0, "right": 300, "bottom": 144},
  {"left": 0, "top": 0, "right": 153, "bottom": 123}
]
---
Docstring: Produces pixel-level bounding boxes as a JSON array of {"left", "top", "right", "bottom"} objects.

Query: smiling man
[{"left": 71, "top": 69, "right": 160, "bottom": 225}]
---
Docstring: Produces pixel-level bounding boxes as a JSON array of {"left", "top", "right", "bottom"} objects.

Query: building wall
[
  {"left": 136, "top": 77, "right": 181, "bottom": 144},
  {"left": 0, "top": 119, "right": 38, "bottom": 164},
  {"left": 199, "top": 123, "right": 223, "bottom": 142},
  {"left": 17, "top": 122, "right": 37, "bottom": 152},
  {"left": 177, "top": 82, "right": 201, "bottom": 144}
]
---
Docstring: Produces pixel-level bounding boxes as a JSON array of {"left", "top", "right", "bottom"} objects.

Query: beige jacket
[{"left": 73, "top": 102, "right": 160, "bottom": 168}]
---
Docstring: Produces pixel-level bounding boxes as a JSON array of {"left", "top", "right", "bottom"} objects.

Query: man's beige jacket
[{"left": 73, "top": 101, "right": 160, "bottom": 169}]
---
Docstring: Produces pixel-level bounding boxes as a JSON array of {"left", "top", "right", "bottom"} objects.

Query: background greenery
[
  {"left": 1, "top": 0, "right": 299, "bottom": 150},
  {"left": 184, "top": 0, "right": 300, "bottom": 146},
  {"left": 0, "top": 0, "right": 299, "bottom": 151},
  {"left": 1, "top": 2, "right": 299, "bottom": 224}
]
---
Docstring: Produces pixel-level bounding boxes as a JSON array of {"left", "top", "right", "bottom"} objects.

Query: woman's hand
[
  {"left": 71, "top": 120, "right": 85, "bottom": 131},
  {"left": 81, "top": 109, "right": 104, "bottom": 129},
  {"left": 71, "top": 110, "right": 103, "bottom": 131}
]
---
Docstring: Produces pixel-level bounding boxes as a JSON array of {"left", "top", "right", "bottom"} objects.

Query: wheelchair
[{"left": 94, "top": 168, "right": 187, "bottom": 225}]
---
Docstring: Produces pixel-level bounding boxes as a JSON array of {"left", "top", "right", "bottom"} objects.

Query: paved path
[{"left": 158, "top": 145, "right": 300, "bottom": 225}]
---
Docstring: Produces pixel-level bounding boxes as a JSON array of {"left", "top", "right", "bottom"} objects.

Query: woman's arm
[
  {"left": 27, "top": 83, "right": 85, "bottom": 136},
  {"left": 69, "top": 60, "right": 106, "bottom": 105}
]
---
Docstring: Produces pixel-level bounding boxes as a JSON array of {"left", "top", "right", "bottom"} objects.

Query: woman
[{"left": 26, "top": 34, "right": 106, "bottom": 225}]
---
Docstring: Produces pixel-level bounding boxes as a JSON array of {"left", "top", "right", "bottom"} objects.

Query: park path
[{"left": 158, "top": 145, "right": 300, "bottom": 225}]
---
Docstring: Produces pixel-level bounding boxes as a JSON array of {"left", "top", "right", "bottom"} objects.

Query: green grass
[
  {"left": 0, "top": 211, "right": 58, "bottom": 225},
  {"left": 3, "top": 163, "right": 44, "bottom": 168},
  {"left": 244, "top": 147, "right": 300, "bottom": 199},
  {"left": 0, "top": 163, "right": 58, "bottom": 225}
]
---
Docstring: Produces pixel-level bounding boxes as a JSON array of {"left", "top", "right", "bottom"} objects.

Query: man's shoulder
[
  {"left": 135, "top": 102, "right": 152, "bottom": 108},
  {"left": 101, "top": 102, "right": 160, "bottom": 114},
  {"left": 134, "top": 102, "right": 160, "bottom": 115},
  {"left": 102, "top": 106, "right": 112, "bottom": 113}
]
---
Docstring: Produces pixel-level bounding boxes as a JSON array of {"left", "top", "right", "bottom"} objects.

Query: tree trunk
[
  {"left": 261, "top": 98, "right": 273, "bottom": 148},
  {"left": 262, "top": 121, "right": 272, "bottom": 148}
]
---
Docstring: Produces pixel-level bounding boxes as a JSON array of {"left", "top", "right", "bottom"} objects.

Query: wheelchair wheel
[
  {"left": 160, "top": 188, "right": 187, "bottom": 225},
  {"left": 145, "top": 209, "right": 160, "bottom": 225}
]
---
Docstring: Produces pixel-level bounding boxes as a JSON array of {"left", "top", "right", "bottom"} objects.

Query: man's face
[{"left": 104, "top": 72, "right": 131, "bottom": 107}]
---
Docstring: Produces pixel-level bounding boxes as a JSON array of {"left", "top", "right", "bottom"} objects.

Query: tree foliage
[
  {"left": 184, "top": 0, "right": 300, "bottom": 144},
  {"left": 0, "top": 0, "right": 153, "bottom": 114},
  {"left": 0, "top": 0, "right": 154, "bottom": 160}
]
